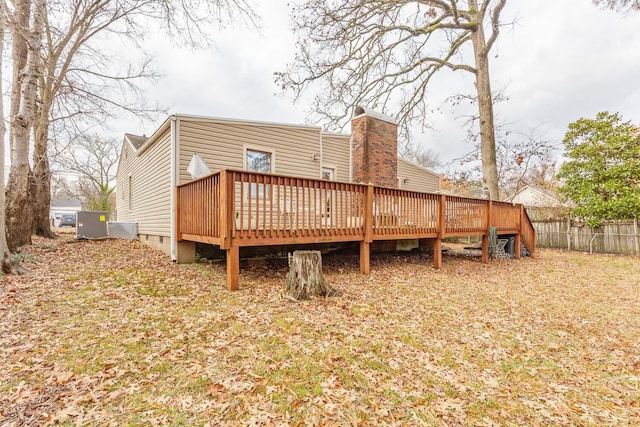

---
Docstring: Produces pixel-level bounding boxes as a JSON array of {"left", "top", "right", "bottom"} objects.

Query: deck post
[
  {"left": 360, "top": 241, "right": 370, "bottom": 274},
  {"left": 226, "top": 246, "right": 239, "bottom": 291},
  {"left": 175, "top": 185, "right": 182, "bottom": 242},
  {"left": 481, "top": 234, "right": 489, "bottom": 263},
  {"left": 433, "top": 238, "right": 442, "bottom": 269},
  {"left": 219, "top": 170, "right": 234, "bottom": 250},
  {"left": 364, "top": 184, "right": 374, "bottom": 243},
  {"left": 360, "top": 184, "right": 374, "bottom": 275},
  {"left": 433, "top": 194, "right": 446, "bottom": 269},
  {"left": 514, "top": 234, "right": 521, "bottom": 259}
]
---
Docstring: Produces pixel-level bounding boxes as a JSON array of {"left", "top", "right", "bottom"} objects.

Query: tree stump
[{"left": 285, "top": 250, "right": 342, "bottom": 300}]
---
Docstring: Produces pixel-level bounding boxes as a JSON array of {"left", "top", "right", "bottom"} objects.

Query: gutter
[{"left": 136, "top": 118, "right": 172, "bottom": 156}]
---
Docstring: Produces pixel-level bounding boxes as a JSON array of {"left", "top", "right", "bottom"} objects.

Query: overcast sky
[{"left": 116, "top": 1, "right": 640, "bottom": 171}]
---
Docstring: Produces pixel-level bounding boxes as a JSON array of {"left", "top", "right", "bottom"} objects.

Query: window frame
[
  {"left": 321, "top": 165, "right": 337, "bottom": 181},
  {"left": 243, "top": 144, "right": 276, "bottom": 199},
  {"left": 128, "top": 175, "right": 132, "bottom": 210}
]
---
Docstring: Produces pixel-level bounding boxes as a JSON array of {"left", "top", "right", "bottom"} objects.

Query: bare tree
[
  {"left": 55, "top": 135, "right": 120, "bottom": 212},
  {"left": 277, "top": 0, "right": 507, "bottom": 199},
  {"left": 449, "top": 125, "right": 556, "bottom": 199},
  {"left": 593, "top": 0, "right": 640, "bottom": 11},
  {"left": 30, "top": 0, "right": 160, "bottom": 238},
  {"left": 0, "top": 0, "right": 14, "bottom": 271},
  {"left": 5, "top": 0, "right": 46, "bottom": 252},
  {"left": 5, "top": 0, "right": 259, "bottom": 249},
  {"left": 400, "top": 144, "right": 441, "bottom": 170},
  {"left": 50, "top": 174, "right": 77, "bottom": 200}
]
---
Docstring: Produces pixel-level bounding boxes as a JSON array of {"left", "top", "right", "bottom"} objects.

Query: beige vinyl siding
[
  {"left": 320, "top": 134, "right": 350, "bottom": 182},
  {"left": 397, "top": 158, "right": 440, "bottom": 193},
  {"left": 115, "top": 142, "right": 132, "bottom": 218},
  {"left": 116, "top": 129, "right": 172, "bottom": 236},
  {"left": 177, "top": 118, "right": 322, "bottom": 185}
]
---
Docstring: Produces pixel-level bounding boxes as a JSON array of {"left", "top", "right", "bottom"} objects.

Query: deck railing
[
  {"left": 176, "top": 169, "right": 536, "bottom": 253},
  {"left": 445, "top": 196, "right": 489, "bottom": 235},
  {"left": 491, "top": 201, "right": 521, "bottom": 233},
  {"left": 229, "top": 171, "right": 366, "bottom": 245},
  {"left": 372, "top": 187, "right": 440, "bottom": 239},
  {"left": 520, "top": 207, "right": 537, "bottom": 252},
  {"left": 177, "top": 171, "right": 221, "bottom": 244}
]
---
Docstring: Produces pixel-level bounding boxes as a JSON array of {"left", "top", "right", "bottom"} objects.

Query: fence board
[{"left": 533, "top": 219, "right": 639, "bottom": 255}]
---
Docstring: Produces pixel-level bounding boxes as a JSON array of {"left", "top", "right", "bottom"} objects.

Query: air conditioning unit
[{"left": 76, "top": 211, "right": 109, "bottom": 239}]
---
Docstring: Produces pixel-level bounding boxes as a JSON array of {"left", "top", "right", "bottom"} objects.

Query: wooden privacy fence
[
  {"left": 533, "top": 219, "right": 640, "bottom": 255},
  {"left": 177, "top": 169, "right": 536, "bottom": 289}
]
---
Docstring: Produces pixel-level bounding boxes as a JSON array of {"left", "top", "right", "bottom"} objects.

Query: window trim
[{"left": 321, "top": 165, "right": 337, "bottom": 181}]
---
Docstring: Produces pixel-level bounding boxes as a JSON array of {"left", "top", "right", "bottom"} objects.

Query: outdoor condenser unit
[{"left": 76, "top": 211, "right": 109, "bottom": 239}]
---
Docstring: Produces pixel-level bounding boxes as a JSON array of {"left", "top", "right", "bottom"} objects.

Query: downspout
[{"left": 170, "top": 115, "right": 177, "bottom": 262}]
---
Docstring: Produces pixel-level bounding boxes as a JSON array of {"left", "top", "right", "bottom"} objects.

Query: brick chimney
[{"left": 350, "top": 106, "right": 398, "bottom": 188}]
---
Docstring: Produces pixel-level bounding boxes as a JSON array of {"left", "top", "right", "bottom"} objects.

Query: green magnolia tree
[{"left": 558, "top": 112, "right": 640, "bottom": 226}]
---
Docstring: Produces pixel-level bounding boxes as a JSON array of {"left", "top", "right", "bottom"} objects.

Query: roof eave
[{"left": 135, "top": 117, "right": 172, "bottom": 156}]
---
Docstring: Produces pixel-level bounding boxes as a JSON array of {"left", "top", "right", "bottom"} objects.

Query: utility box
[
  {"left": 76, "top": 211, "right": 109, "bottom": 239},
  {"left": 108, "top": 222, "right": 138, "bottom": 240}
]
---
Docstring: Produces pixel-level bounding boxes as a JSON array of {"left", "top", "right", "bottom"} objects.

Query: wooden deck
[{"left": 177, "top": 170, "right": 537, "bottom": 290}]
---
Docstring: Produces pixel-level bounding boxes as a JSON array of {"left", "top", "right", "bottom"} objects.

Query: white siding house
[{"left": 50, "top": 199, "right": 82, "bottom": 227}]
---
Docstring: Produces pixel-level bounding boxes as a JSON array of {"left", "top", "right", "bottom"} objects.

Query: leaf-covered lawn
[{"left": 1, "top": 235, "right": 639, "bottom": 426}]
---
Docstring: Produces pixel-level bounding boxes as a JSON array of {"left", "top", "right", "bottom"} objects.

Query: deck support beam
[
  {"left": 481, "top": 234, "right": 489, "bottom": 263},
  {"left": 433, "top": 238, "right": 442, "bottom": 269},
  {"left": 226, "top": 246, "right": 239, "bottom": 291},
  {"left": 514, "top": 234, "right": 521, "bottom": 259},
  {"left": 360, "top": 241, "right": 370, "bottom": 274}
]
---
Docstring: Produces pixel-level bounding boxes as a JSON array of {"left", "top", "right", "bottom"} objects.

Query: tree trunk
[
  {"left": 470, "top": 4, "right": 500, "bottom": 200},
  {"left": 31, "top": 121, "right": 55, "bottom": 237},
  {"left": 6, "top": 0, "right": 46, "bottom": 251},
  {"left": 285, "top": 251, "right": 342, "bottom": 300},
  {"left": 8, "top": 0, "right": 30, "bottom": 156},
  {"left": 0, "top": 0, "right": 12, "bottom": 268}
]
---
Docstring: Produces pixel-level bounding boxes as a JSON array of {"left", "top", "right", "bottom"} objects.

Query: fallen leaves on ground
[{"left": 1, "top": 234, "right": 639, "bottom": 426}]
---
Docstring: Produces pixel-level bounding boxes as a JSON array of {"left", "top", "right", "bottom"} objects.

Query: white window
[
  {"left": 244, "top": 146, "right": 275, "bottom": 198},
  {"left": 322, "top": 166, "right": 336, "bottom": 181},
  {"left": 128, "top": 175, "right": 132, "bottom": 210},
  {"left": 246, "top": 149, "right": 272, "bottom": 173}
]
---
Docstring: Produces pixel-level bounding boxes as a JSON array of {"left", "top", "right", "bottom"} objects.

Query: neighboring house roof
[
  {"left": 51, "top": 199, "right": 81, "bottom": 209},
  {"left": 505, "top": 185, "right": 567, "bottom": 207}
]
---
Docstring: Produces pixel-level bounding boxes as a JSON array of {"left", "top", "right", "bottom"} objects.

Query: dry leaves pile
[{"left": 1, "top": 234, "right": 639, "bottom": 426}]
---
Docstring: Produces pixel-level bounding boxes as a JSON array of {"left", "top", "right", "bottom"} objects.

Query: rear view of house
[
  {"left": 117, "top": 108, "right": 536, "bottom": 290},
  {"left": 116, "top": 109, "right": 441, "bottom": 261}
]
